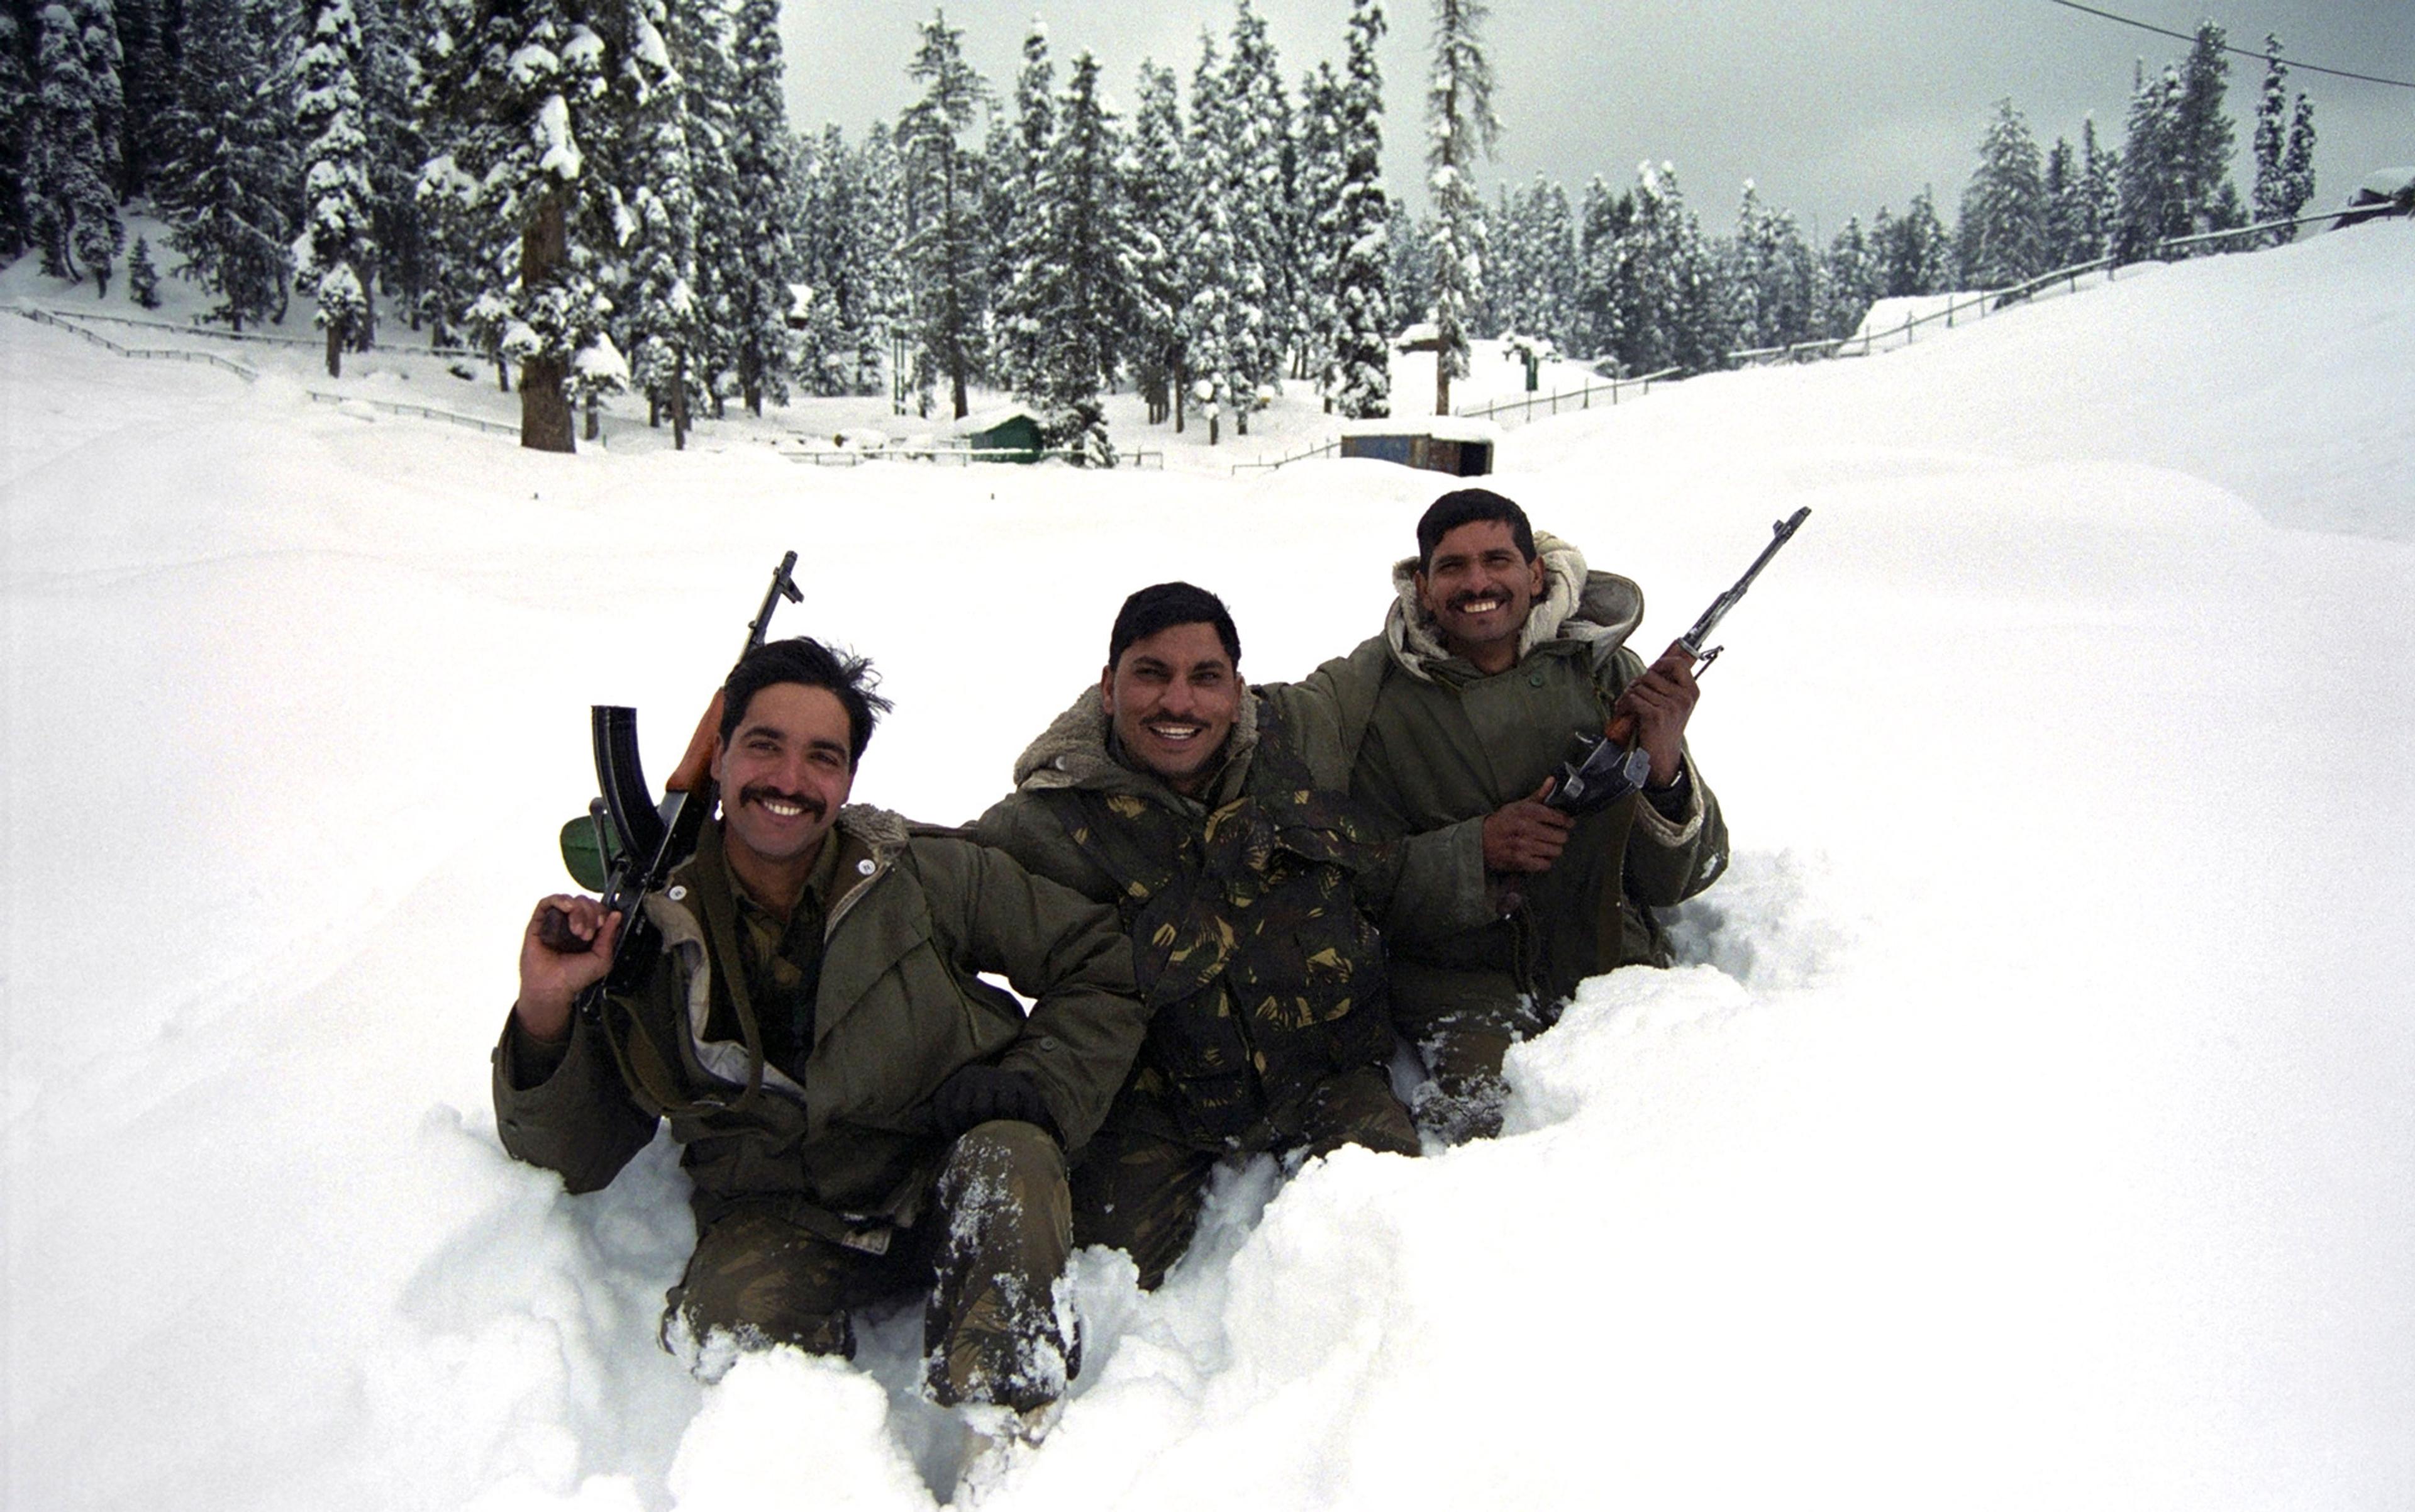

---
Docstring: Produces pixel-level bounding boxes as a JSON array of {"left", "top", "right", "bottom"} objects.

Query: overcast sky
[{"left": 776, "top": 0, "right": 2412, "bottom": 240}]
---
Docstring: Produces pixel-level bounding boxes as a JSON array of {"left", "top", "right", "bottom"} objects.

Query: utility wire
[{"left": 2043, "top": 0, "right": 2415, "bottom": 89}]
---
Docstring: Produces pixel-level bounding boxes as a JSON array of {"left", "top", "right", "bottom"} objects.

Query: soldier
[
  {"left": 975, "top": 583, "right": 1458, "bottom": 1289},
  {"left": 495, "top": 636, "right": 1145, "bottom": 1435},
  {"left": 1294, "top": 488, "right": 1731, "bottom": 1142}
]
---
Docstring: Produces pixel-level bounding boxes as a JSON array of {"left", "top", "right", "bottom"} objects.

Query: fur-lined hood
[
  {"left": 1008, "top": 682, "right": 1262, "bottom": 808},
  {"left": 1384, "top": 529, "right": 1644, "bottom": 682}
]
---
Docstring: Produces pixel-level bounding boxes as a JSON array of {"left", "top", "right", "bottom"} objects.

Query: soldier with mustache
[
  {"left": 494, "top": 636, "right": 1146, "bottom": 1442},
  {"left": 1292, "top": 489, "right": 1731, "bottom": 1142}
]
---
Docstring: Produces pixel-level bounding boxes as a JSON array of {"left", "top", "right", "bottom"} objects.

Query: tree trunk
[
  {"left": 517, "top": 193, "right": 575, "bottom": 453},
  {"left": 1174, "top": 359, "right": 1186, "bottom": 433},
  {"left": 1435, "top": 360, "right": 1451, "bottom": 417},
  {"left": 672, "top": 355, "right": 690, "bottom": 450},
  {"left": 326, "top": 321, "right": 343, "bottom": 380},
  {"left": 585, "top": 393, "right": 599, "bottom": 442}
]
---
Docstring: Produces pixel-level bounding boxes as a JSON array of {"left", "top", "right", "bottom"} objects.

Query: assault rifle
[
  {"left": 536, "top": 552, "right": 804, "bottom": 1017},
  {"left": 1547, "top": 507, "right": 1811, "bottom": 814}
]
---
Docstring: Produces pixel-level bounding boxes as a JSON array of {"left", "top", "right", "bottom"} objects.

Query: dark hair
[
  {"left": 718, "top": 636, "right": 892, "bottom": 766},
  {"left": 1108, "top": 582, "right": 1242, "bottom": 669},
  {"left": 1416, "top": 488, "right": 1536, "bottom": 571}
]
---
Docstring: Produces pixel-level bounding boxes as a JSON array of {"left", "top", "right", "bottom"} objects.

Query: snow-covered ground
[{"left": 4, "top": 222, "right": 2411, "bottom": 1512}]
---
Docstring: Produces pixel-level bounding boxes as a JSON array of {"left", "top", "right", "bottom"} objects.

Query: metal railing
[
  {"left": 1454, "top": 365, "right": 1683, "bottom": 422},
  {"left": 1230, "top": 437, "right": 1341, "bottom": 474},
  {"left": 787, "top": 443, "right": 1163, "bottom": 469}
]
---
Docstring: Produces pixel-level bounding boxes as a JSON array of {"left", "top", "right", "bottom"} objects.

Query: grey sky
[{"left": 777, "top": 0, "right": 2411, "bottom": 242}]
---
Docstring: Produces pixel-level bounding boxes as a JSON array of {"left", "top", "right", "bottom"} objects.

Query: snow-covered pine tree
[
  {"left": 619, "top": 0, "right": 702, "bottom": 447},
  {"left": 1385, "top": 197, "right": 1430, "bottom": 328},
  {"left": 1326, "top": 0, "right": 1390, "bottom": 418},
  {"left": 1021, "top": 48, "right": 1129, "bottom": 465},
  {"left": 1955, "top": 97, "right": 2046, "bottom": 288},
  {"left": 1875, "top": 188, "right": 1950, "bottom": 295},
  {"left": 1292, "top": 60, "right": 1345, "bottom": 403},
  {"left": 788, "top": 125, "right": 850, "bottom": 395},
  {"left": 1718, "top": 181, "right": 1770, "bottom": 351},
  {"left": 2251, "top": 35, "right": 2315, "bottom": 247},
  {"left": 669, "top": 0, "right": 742, "bottom": 420},
  {"left": 126, "top": 231, "right": 159, "bottom": 304},
  {"left": 26, "top": 0, "right": 125, "bottom": 292},
  {"left": 155, "top": 0, "right": 290, "bottom": 326},
  {"left": 1179, "top": 30, "right": 1236, "bottom": 442},
  {"left": 1819, "top": 214, "right": 1877, "bottom": 340},
  {"left": 1219, "top": 0, "right": 1289, "bottom": 431},
  {"left": 292, "top": 0, "right": 378, "bottom": 375},
  {"left": 77, "top": 0, "right": 119, "bottom": 189},
  {"left": 2080, "top": 116, "right": 2118, "bottom": 261},
  {"left": 848, "top": 121, "right": 911, "bottom": 403},
  {"left": 359, "top": 0, "right": 431, "bottom": 331},
  {"left": 112, "top": 0, "right": 172, "bottom": 195},
  {"left": 1122, "top": 61, "right": 1187, "bottom": 426},
  {"left": 1613, "top": 160, "right": 1718, "bottom": 374},
  {"left": 988, "top": 16, "right": 1055, "bottom": 400},
  {"left": 719, "top": 0, "right": 794, "bottom": 414},
  {"left": 2170, "top": 21, "right": 2237, "bottom": 242},
  {"left": 418, "top": 0, "right": 625, "bottom": 450},
  {"left": 2041, "top": 135, "right": 2081, "bottom": 269},
  {"left": 1424, "top": 0, "right": 1497, "bottom": 414},
  {"left": 897, "top": 9, "right": 989, "bottom": 420},
  {"left": 0, "top": 0, "right": 30, "bottom": 260},
  {"left": 2114, "top": 61, "right": 2180, "bottom": 262},
  {"left": 1571, "top": 174, "right": 1630, "bottom": 361}
]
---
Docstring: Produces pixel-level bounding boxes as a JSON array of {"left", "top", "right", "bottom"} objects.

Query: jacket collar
[
  {"left": 1009, "top": 682, "right": 1262, "bottom": 810},
  {"left": 1384, "top": 528, "right": 1645, "bottom": 682}
]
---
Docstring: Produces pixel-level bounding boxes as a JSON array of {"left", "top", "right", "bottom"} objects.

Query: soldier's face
[
  {"left": 1416, "top": 520, "right": 1545, "bottom": 664},
  {"left": 1101, "top": 622, "right": 1241, "bottom": 796},
  {"left": 711, "top": 682, "right": 855, "bottom": 870}
]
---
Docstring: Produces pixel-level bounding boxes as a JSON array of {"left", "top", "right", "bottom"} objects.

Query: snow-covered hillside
[{"left": 4, "top": 223, "right": 2411, "bottom": 1512}]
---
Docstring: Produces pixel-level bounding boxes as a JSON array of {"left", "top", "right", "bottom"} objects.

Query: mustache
[
  {"left": 1448, "top": 589, "right": 1511, "bottom": 611},
  {"left": 738, "top": 783, "right": 826, "bottom": 817}
]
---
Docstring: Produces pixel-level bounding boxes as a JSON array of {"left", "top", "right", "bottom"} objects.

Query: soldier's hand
[
  {"left": 1483, "top": 777, "right": 1575, "bottom": 874},
  {"left": 924, "top": 1065, "right": 1057, "bottom": 1142},
  {"left": 514, "top": 895, "right": 622, "bottom": 1044},
  {"left": 1613, "top": 640, "right": 1701, "bottom": 788}
]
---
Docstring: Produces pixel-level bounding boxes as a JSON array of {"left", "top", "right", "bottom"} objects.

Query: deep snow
[{"left": 4, "top": 223, "right": 2412, "bottom": 1512}]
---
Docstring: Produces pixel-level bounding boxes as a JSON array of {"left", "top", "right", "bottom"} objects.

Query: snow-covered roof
[
  {"left": 2346, "top": 167, "right": 2414, "bottom": 203},
  {"left": 947, "top": 406, "right": 1043, "bottom": 438},
  {"left": 1339, "top": 415, "right": 1504, "bottom": 444}
]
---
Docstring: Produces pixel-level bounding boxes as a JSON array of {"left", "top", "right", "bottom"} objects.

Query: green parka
[
  {"left": 1290, "top": 532, "right": 1731, "bottom": 1010},
  {"left": 492, "top": 806, "right": 1144, "bottom": 1242}
]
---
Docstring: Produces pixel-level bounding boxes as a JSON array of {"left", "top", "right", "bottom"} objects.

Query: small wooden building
[
  {"left": 1338, "top": 416, "right": 1501, "bottom": 477},
  {"left": 951, "top": 407, "right": 1049, "bottom": 463}
]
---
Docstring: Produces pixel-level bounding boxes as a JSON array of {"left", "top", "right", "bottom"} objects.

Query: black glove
[{"left": 925, "top": 1065, "right": 1058, "bottom": 1142}]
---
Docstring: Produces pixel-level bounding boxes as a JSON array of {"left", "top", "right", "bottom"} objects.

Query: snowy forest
[{"left": 1, "top": 0, "right": 2322, "bottom": 456}]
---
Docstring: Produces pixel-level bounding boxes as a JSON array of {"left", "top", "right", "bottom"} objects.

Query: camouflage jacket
[
  {"left": 975, "top": 689, "right": 1413, "bottom": 1148},
  {"left": 492, "top": 807, "right": 1143, "bottom": 1239}
]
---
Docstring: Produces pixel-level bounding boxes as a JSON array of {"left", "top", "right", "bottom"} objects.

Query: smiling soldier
[
  {"left": 974, "top": 583, "right": 1455, "bottom": 1290},
  {"left": 493, "top": 637, "right": 1145, "bottom": 1438},
  {"left": 1291, "top": 489, "right": 1731, "bottom": 1143}
]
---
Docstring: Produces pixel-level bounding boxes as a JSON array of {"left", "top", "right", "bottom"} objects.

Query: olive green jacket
[
  {"left": 492, "top": 806, "right": 1144, "bottom": 1237},
  {"left": 1290, "top": 532, "right": 1730, "bottom": 1005}
]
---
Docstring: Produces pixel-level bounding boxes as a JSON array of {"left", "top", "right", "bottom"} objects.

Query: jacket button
[
  {"left": 667, "top": 884, "right": 688, "bottom": 901},
  {"left": 857, "top": 859, "right": 875, "bottom": 876},
  {"left": 1528, "top": 671, "right": 1545, "bottom": 687},
  {"left": 1038, "top": 1036, "right": 1058, "bottom": 1052}
]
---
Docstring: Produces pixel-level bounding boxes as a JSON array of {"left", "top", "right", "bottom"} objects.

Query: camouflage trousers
[
  {"left": 1388, "top": 960, "right": 1553, "bottom": 1145},
  {"left": 1074, "top": 1065, "right": 1419, "bottom": 1291},
  {"left": 664, "top": 1120, "right": 1077, "bottom": 1411}
]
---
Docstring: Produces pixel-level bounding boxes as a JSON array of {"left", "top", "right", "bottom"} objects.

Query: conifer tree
[
  {"left": 293, "top": 0, "right": 379, "bottom": 375},
  {"left": 112, "top": 0, "right": 171, "bottom": 196},
  {"left": 2080, "top": 116, "right": 2118, "bottom": 260},
  {"left": 620, "top": 0, "right": 702, "bottom": 447},
  {"left": 27, "top": 0, "right": 125, "bottom": 292},
  {"left": 670, "top": 0, "right": 743, "bottom": 420},
  {"left": 1123, "top": 60, "right": 1187, "bottom": 425},
  {"left": 156, "top": 0, "right": 290, "bottom": 326},
  {"left": 126, "top": 231, "right": 159, "bottom": 305},
  {"left": 0, "top": 1, "right": 30, "bottom": 258},
  {"left": 2170, "top": 21, "right": 2238, "bottom": 240},
  {"left": 1179, "top": 30, "right": 1237, "bottom": 442},
  {"left": 898, "top": 9, "right": 989, "bottom": 420},
  {"left": 1955, "top": 97, "right": 2046, "bottom": 287},
  {"left": 989, "top": 16, "right": 1054, "bottom": 399},
  {"left": 789, "top": 125, "right": 851, "bottom": 395},
  {"left": 1424, "top": 0, "right": 1497, "bottom": 414},
  {"left": 418, "top": 0, "right": 626, "bottom": 450},
  {"left": 1819, "top": 215, "right": 1877, "bottom": 340},
  {"left": 723, "top": 0, "right": 795, "bottom": 413},
  {"left": 851, "top": 121, "right": 912, "bottom": 406},
  {"left": 1571, "top": 174, "right": 1630, "bottom": 360},
  {"left": 1328, "top": 0, "right": 1391, "bottom": 418},
  {"left": 1218, "top": 0, "right": 1289, "bottom": 429},
  {"left": 2251, "top": 35, "right": 2316, "bottom": 245},
  {"left": 360, "top": 0, "right": 431, "bottom": 331},
  {"left": 1293, "top": 60, "right": 1345, "bottom": 401},
  {"left": 2115, "top": 61, "right": 2181, "bottom": 262},
  {"left": 1022, "top": 48, "right": 1129, "bottom": 464}
]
